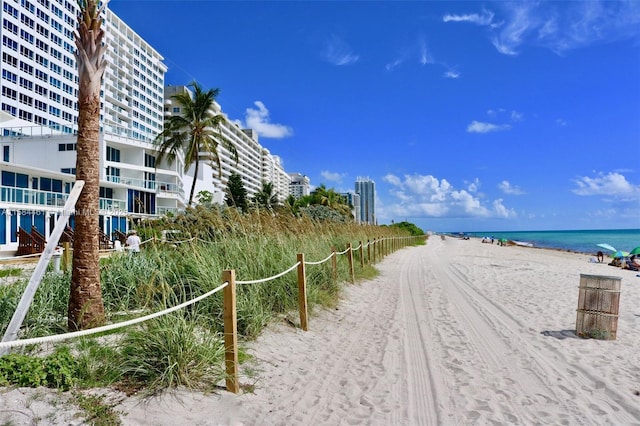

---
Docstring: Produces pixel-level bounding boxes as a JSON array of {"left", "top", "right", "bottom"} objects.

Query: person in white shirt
[{"left": 125, "top": 229, "right": 141, "bottom": 253}]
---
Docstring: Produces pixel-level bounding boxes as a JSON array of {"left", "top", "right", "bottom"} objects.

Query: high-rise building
[
  {"left": 340, "top": 191, "right": 361, "bottom": 223},
  {"left": 163, "top": 85, "right": 289, "bottom": 203},
  {"left": 289, "top": 173, "right": 310, "bottom": 199},
  {"left": 355, "top": 177, "right": 375, "bottom": 225},
  {"left": 0, "top": 1, "right": 292, "bottom": 254},
  {"left": 0, "top": 1, "right": 180, "bottom": 253}
]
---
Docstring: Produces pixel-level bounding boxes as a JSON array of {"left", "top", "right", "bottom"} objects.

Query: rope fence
[{"left": 0, "top": 233, "right": 426, "bottom": 393}]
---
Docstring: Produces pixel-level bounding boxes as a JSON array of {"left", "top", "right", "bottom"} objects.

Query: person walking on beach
[
  {"left": 125, "top": 230, "right": 141, "bottom": 254},
  {"left": 597, "top": 251, "right": 604, "bottom": 263}
]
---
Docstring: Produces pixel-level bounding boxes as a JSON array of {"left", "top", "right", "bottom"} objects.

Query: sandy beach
[{"left": 2, "top": 236, "right": 639, "bottom": 425}]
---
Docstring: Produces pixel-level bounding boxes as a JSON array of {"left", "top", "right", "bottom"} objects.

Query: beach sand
[{"left": 1, "top": 236, "right": 639, "bottom": 425}]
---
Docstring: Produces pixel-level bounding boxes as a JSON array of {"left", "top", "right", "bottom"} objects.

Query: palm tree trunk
[
  {"left": 68, "top": 1, "right": 106, "bottom": 330},
  {"left": 189, "top": 157, "right": 199, "bottom": 206}
]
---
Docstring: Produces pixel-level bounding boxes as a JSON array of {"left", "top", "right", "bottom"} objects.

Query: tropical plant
[
  {"left": 225, "top": 172, "right": 248, "bottom": 212},
  {"left": 154, "top": 81, "right": 238, "bottom": 206},
  {"left": 310, "top": 184, "right": 353, "bottom": 219},
  {"left": 253, "top": 181, "right": 279, "bottom": 212},
  {"left": 69, "top": 0, "right": 107, "bottom": 330}
]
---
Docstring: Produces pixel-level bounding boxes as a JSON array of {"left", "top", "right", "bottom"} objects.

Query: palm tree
[
  {"left": 253, "top": 181, "right": 279, "bottom": 212},
  {"left": 68, "top": 0, "right": 107, "bottom": 330},
  {"left": 154, "top": 81, "right": 238, "bottom": 206}
]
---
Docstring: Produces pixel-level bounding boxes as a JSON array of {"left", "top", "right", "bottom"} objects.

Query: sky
[{"left": 108, "top": 1, "right": 640, "bottom": 232}]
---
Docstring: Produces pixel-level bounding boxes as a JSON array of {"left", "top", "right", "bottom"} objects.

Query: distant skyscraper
[{"left": 355, "top": 177, "right": 375, "bottom": 225}]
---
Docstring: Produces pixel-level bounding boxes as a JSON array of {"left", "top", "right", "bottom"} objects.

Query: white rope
[
  {"left": 336, "top": 247, "right": 351, "bottom": 255},
  {"left": 0, "top": 252, "right": 42, "bottom": 262},
  {"left": 0, "top": 282, "right": 229, "bottom": 349},
  {"left": 304, "top": 252, "right": 335, "bottom": 266},
  {"left": 236, "top": 262, "right": 300, "bottom": 285},
  {"left": 354, "top": 242, "right": 362, "bottom": 250}
]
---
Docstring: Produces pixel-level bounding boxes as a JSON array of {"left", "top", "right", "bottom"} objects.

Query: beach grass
[{"left": 0, "top": 206, "right": 423, "bottom": 394}]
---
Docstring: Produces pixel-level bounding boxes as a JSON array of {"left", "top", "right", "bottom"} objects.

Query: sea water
[{"left": 467, "top": 229, "right": 640, "bottom": 254}]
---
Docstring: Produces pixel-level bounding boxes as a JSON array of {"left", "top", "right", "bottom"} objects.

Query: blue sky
[{"left": 109, "top": 1, "right": 640, "bottom": 232}]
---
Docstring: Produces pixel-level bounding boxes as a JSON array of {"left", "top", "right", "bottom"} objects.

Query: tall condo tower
[{"left": 355, "top": 177, "right": 375, "bottom": 225}]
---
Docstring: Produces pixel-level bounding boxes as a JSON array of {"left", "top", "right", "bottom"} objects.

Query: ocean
[{"left": 464, "top": 229, "right": 640, "bottom": 255}]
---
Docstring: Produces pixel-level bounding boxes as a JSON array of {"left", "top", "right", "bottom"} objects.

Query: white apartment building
[
  {"left": 0, "top": 0, "right": 294, "bottom": 254},
  {"left": 0, "top": 0, "right": 185, "bottom": 253},
  {"left": 289, "top": 173, "right": 310, "bottom": 199},
  {"left": 164, "top": 85, "right": 290, "bottom": 204}
]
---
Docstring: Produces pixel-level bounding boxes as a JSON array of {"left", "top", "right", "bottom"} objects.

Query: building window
[
  {"left": 3, "top": 146, "right": 9, "bottom": 162},
  {"left": 106, "top": 146, "right": 120, "bottom": 162},
  {"left": 61, "top": 168, "right": 75, "bottom": 174}
]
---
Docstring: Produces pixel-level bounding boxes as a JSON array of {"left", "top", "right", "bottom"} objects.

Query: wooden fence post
[
  {"left": 62, "top": 241, "right": 71, "bottom": 273},
  {"left": 222, "top": 269, "right": 239, "bottom": 394},
  {"left": 296, "top": 253, "right": 308, "bottom": 331},
  {"left": 372, "top": 239, "right": 376, "bottom": 263},
  {"left": 359, "top": 241, "right": 364, "bottom": 269},
  {"left": 331, "top": 247, "right": 337, "bottom": 281},
  {"left": 347, "top": 243, "right": 355, "bottom": 284},
  {"left": 367, "top": 240, "right": 371, "bottom": 264}
]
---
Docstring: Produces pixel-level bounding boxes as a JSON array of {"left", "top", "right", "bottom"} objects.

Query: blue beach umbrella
[{"left": 597, "top": 243, "right": 617, "bottom": 252}]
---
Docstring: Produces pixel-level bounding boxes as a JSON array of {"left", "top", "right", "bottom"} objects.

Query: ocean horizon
[{"left": 454, "top": 229, "right": 640, "bottom": 255}]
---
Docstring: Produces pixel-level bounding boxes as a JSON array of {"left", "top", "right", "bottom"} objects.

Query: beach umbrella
[
  {"left": 612, "top": 251, "right": 630, "bottom": 258},
  {"left": 629, "top": 246, "right": 640, "bottom": 256},
  {"left": 596, "top": 243, "right": 617, "bottom": 252}
]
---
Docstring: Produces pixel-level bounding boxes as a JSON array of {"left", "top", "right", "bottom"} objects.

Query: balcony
[
  {"left": 105, "top": 175, "right": 157, "bottom": 191},
  {"left": 1, "top": 185, "right": 126, "bottom": 214},
  {"left": 99, "top": 198, "right": 127, "bottom": 213},
  {"left": 1, "top": 186, "right": 67, "bottom": 207}
]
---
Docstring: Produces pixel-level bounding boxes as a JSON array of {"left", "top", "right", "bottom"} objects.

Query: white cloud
[
  {"left": 572, "top": 172, "right": 639, "bottom": 197},
  {"left": 419, "top": 38, "right": 434, "bottom": 65},
  {"left": 382, "top": 173, "right": 516, "bottom": 220},
  {"left": 320, "top": 170, "right": 346, "bottom": 183},
  {"left": 242, "top": 101, "right": 293, "bottom": 139},
  {"left": 467, "top": 121, "right": 511, "bottom": 133},
  {"left": 323, "top": 34, "right": 359, "bottom": 66},
  {"left": 444, "top": 70, "right": 460, "bottom": 79},
  {"left": 443, "top": 10, "right": 495, "bottom": 26},
  {"left": 385, "top": 58, "right": 403, "bottom": 72},
  {"left": 493, "top": 199, "right": 517, "bottom": 218},
  {"left": 498, "top": 180, "right": 525, "bottom": 195},
  {"left": 456, "top": 2, "right": 640, "bottom": 56}
]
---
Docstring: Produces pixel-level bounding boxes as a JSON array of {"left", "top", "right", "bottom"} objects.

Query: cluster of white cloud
[
  {"left": 572, "top": 172, "right": 640, "bottom": 199},
  {"left": 443, "top": 1, "right": 640, "bottom": 55},
  {"left": 320, "top": 170, "right": 346, "bottom": 184},
  {"left": 381, "top": 173, "right": 516, "bottom": 220},
  {"left": 467, "top": 108, "right": 523, "bottom": 133},
  {"left": 237, "top": 101, "right": 293, "bottom": 139}
]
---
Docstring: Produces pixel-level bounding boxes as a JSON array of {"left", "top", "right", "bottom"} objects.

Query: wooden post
[
  {"left": 347, "top": 243, "right": 355, "bottom": 284},
  {"left": 367, "top": 239, "right": 371, "bottom": 264},
  {"left": 222, "top": 269, "right": 239, "bottom": 393},
  {"left": 331, "top": 247, "right": 337, "bottom": 282},
  {"left": 62, "top": 241, "right": 71, "bottom": 273},
  {"left": 359, "top": 241, "right": 364, "bottom": 269},
  {"left": 297, "top": 253, "right": 308, "bottom": 331}
]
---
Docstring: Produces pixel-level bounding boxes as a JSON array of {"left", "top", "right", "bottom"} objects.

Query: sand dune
[{"left": 2, "top": 236, "right": 639, "bottom": 425}]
